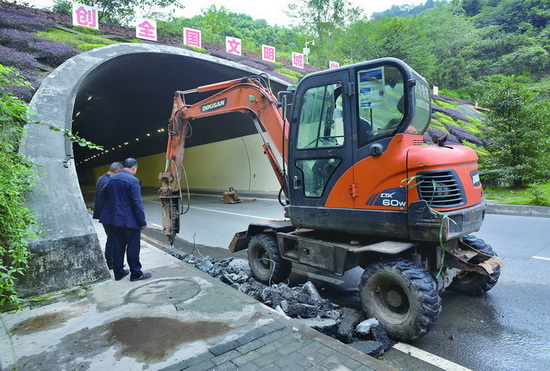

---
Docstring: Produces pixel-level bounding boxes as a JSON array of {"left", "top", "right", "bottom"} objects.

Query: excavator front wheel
[
  {"left": 360, "top": 258, "right": 441, "bottom": 341},
  {"left": 247, "top": 233, "right": 291, "bottom": 285}
]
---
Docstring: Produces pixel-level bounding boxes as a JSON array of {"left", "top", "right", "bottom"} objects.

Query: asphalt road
[
  {"left": 88, "top": 188, "right": 550, "bottom": 370},
  {"left": 407, "top": 213, "right": 550, "bottom": 370}
]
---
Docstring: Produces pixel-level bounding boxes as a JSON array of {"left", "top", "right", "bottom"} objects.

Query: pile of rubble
[{"left": 175, "top": 253, "right": 392, "bottom": 356}]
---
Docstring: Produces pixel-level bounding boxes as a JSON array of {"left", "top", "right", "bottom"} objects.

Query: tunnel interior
[{"left": 72, "top": 52, "right": 286, "bottom": 190}]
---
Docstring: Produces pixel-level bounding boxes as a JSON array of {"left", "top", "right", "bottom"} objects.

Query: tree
[
  {"left": 481, "top": 76, "right": 550, "bottom": 187},
  {"left": 473, "top": 0, "right": 550, "bottom": 33},
  {"left": 202, "top": 5, "right": 232, "bottom": 44},
  {"left": 286, "top": 0, "right": 362, "bottom": 66},
  {"left": 460, "top": 0, "right": 488, "bottom": 17}
]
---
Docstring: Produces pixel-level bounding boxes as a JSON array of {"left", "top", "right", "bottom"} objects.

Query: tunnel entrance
[
  {"left": 73, "top": 48, "right": 286, "bottom": 192},
  {"left": 19, "top": 43, "right": 287, "bottom": 297}
]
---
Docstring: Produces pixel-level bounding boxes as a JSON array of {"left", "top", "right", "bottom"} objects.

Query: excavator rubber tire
[
  {"left": 359, "top": 258, "right": 442, "bottom": 341},
  {"left": 247, "top": 233, "right": 292, "bottom": 285},
  {"left": 448, "top": 234, "right": 501, "bottom": 296}
]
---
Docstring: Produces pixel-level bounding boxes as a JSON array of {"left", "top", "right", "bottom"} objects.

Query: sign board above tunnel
[
  {"left": 226, "top": 37, "right": 242, "bottom": 56},
  {"left": 184, "top": 27, "right": 202, "bottom": 48},
  {"left": 136, "top": 18, "right": 157, "bottom": 41},
  {"left": 72, "top": 3, "right": 99, "bottom": 30}
]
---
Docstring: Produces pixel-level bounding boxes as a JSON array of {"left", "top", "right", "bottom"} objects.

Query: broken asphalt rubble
[{"left": 178, "top": 253, "right": 392, "bottom": 357}]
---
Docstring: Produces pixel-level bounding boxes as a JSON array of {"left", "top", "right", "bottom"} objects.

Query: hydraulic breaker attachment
[{"left": 159, "top": 171, "right": 180, "bottom": 246}]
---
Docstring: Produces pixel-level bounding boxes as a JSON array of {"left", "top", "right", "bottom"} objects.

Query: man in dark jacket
[
  {"left": 93, "top": 161, "right": 123, "bottom": 269},
  {"left": 99, "top": 158, "right": 151, "bottom": 281}
]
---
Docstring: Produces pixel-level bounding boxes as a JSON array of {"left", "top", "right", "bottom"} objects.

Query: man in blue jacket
[
  {"left": 99, "top": 158, "right": 152, "bottom": 281},
  {"left": 93, "top": 161, "right": 123, "bottom": 269}
]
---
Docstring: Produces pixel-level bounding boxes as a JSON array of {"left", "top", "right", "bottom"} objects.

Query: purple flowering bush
[
  {"left": 209, "top": 50, "right": 244, "bottom": 62},
  {"left": 240, "top": 57, "right": 276, "bottom": 71},
  {"left": 0, "top": 45, "right": 38, "bottom": 70},
  {"left": 0, "top": 9, "right": 55, "bottom": 32},
  {"left": 27, "top": 41, "right": 79, "bottom": 66},
  {"left": 445, "top": 124, "right": 484, "bottom": 146},
  {"left": 423, "top": 132, "right": 433, "bottom": 144},
  {"left": 431, "top": 104, "right": 471, "bottom": 123},
  {"left": 241, "top": 59, "right": 269, "bottom": 71},
  {"left": 0, "top": 28, "right": 46, "bottom": 49},
  {"left": 434, "top": 94, "right": 474, "bottom": 105},
  {"left": 427, "top": 128, "right": 460, "bottom": 145}
]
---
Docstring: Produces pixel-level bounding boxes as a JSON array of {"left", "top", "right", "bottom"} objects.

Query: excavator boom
[{"left": 159, "top": 76, "right": 289, "bottom": 243}]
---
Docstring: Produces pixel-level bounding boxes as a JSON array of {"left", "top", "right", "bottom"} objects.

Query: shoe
[
  {"left": 115, "top": 269, "right": 129, "bottom": 281},
  {"left": 130, "top": 272, "right": 152, "bottom": 282}
]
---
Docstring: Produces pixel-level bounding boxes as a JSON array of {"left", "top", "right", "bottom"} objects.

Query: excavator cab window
[
  {"left": 407, "top": 72, "right": 431, "bottom": 134},
  {"left": 296, "top": 83, "right": 345, "bottom": 149},
  {"left": 356, "top": 66, "right": 405, "bottom": 147},
  {"left": 295, "top": 82, "right": 345, "bottom": 198}
]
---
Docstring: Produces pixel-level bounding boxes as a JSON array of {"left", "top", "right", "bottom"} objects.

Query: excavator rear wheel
[
  {"left": 247, "top": 233, "right": 291, "bottom": 285},
  {"left": 448, "top": 235, "right": 501, "bottom": 296},
  {"left": 359, "top": 258, "right": 441, "bottom": 341}
]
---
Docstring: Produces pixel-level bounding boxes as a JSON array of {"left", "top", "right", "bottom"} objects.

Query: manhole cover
[{"left": 126, "top": 278, "right": 201, "bottom": 305}]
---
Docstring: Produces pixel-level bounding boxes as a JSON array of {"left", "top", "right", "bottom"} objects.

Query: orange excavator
[{"left": 159, "top": 58, "right": 503, "bottom": 341}]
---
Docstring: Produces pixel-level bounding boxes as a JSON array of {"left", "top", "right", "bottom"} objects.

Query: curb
[{"left": 485, "top": 202, "right": 550, "bottom": 218}]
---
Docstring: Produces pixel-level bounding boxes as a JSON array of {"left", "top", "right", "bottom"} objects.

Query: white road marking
[
  {"left": 190, "top": 206, "right": 277, "bottom": 220},
  {"left": 393, "top": 342, "right": 472, "bottom": 371},
  {"left": 533, "top": 255, "right": 550, "bottom": 261},
  {"left": 151, "top": 223, "right": 163, "bottom": 229}
]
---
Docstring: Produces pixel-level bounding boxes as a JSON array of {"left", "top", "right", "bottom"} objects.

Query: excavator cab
[{"left": 284, "top": 58, "right": 484, "bottom": 242}]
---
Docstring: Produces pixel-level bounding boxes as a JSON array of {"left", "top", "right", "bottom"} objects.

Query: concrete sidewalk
[{"left": 0, "top": 218, "right": 394, "bottom": 371}]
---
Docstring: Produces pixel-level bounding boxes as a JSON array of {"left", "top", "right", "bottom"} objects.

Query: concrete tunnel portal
[
  {"left": 72, "top": 46, "right": 287, "bottom": 191},
  {"left": 19, "top": 43, "right": 288, "bottom": 296}
]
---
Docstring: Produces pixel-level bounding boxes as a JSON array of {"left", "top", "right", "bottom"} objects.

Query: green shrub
[
  {"left": 0, "top": 65, "right": 37, "bottom": 310},
  {"left": 77, "top": 43, "right": 106, "bottom": 52},
  {"left": 37, "top": 29, "right": 116, "bottom": 50},
  {"left": 278, "top": 67, "right": 303, "bottom": 79},
  {"left": 182, "top": 45, "right": 208, "bottom": 54}
]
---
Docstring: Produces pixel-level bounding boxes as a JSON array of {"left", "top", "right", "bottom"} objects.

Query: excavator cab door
[{"left": 287, "top": 69, "right": 355, "bottom": 213}]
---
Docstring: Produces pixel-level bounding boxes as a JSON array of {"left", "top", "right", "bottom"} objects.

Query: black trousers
[{"left": 110, "top": 226, "right": 143, "bottom": 280}]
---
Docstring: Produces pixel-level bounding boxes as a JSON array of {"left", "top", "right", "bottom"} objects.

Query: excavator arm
[{"left": 159, "top": 76, "right": 289, "bottom": 244}]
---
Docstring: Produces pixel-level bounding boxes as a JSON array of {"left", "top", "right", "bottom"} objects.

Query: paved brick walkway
[{"left": 162, "top": 319, "right": 395, "bottom": 371}]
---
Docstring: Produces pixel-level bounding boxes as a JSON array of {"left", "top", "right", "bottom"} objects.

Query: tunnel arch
[{"left": 19, "top": 43, "right": 288, "bottom": 296}]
